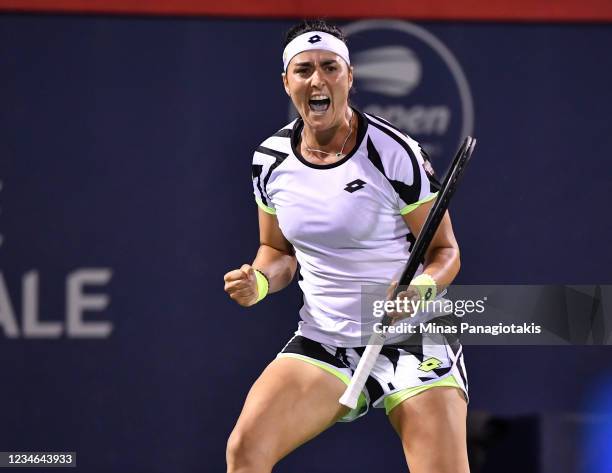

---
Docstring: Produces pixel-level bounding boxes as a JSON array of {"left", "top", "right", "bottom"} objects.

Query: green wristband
[
  {"left": 254, "top": 269, "right": 269, "bottom": 303},
  {"left": 410, "top": 273, "right": 437, "bottom": 301}
]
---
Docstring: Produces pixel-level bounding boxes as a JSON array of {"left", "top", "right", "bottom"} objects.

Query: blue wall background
[{"left": 1, "top": 14, "right": 611, "bottom": 472}]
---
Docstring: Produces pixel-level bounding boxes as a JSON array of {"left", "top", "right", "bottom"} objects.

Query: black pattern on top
[{"left": 365, "top": 130, "right": 421, "bottom": 206}]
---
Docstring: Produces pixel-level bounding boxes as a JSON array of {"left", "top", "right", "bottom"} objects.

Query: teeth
[{"left": 310, "top": 95, "right": 329, "bottom": 100}]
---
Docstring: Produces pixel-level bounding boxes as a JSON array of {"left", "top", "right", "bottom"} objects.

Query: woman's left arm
[{"left": 402, "top": 201, "right": 460, "bottom": 292}]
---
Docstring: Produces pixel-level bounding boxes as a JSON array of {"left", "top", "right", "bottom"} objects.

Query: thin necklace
[{"left": 302, "top": 112, "right": 354, "bottom": 159}]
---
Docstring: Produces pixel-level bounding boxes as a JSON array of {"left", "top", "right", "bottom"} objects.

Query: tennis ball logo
[
  {"left": 343, "top": 20, "right": 474, "bottom": 161},
  {"left": 352, "top": 46, "right": 421, "bottom": 97}
]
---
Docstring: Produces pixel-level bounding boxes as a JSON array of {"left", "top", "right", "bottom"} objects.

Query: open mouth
[{"left": 309, "top": 95, "right": 330, "bottom": 112}]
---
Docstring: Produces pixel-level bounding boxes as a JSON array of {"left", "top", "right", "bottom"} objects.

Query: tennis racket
[{"left": 339, "top": 136, "right": 477, "bottom": 409}]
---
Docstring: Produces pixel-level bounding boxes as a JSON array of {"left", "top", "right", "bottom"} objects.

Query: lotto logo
[
  {"left": 418, "top": 357, "right": 443, "bottom": 372},
  {"left": 344, "top": 179, "right": 366, "bottom": 193}
]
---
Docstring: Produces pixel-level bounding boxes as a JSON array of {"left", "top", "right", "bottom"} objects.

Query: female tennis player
[{"left": 224, "top": 20, "right": 469, "bottom": 473}]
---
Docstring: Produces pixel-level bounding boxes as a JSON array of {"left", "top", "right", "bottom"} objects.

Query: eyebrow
[{"left": 293, "top": 59, "right": 339, "bottom": 67}]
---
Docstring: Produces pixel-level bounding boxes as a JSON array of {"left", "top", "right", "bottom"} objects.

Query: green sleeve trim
[
  {"left": 255, "top": 197, "right": 276, "bottom": 215},
  {"left": 399, "top": 192, "right": 438, "bottom": 215}
]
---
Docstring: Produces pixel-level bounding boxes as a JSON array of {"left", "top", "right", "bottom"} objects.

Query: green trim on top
[
  {"left": 255, "top": 197, "right": 276, "bottom": 215},
  {"left": 399, "top": 192, "right": 438, "bottom": 215},
  {"left": 384, "top": 375, "right": 462, "bottom": 415}
]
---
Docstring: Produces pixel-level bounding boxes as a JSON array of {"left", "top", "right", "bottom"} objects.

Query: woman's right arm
[{"left": 223, "top": 208, "right": 297, "bottom": 307}]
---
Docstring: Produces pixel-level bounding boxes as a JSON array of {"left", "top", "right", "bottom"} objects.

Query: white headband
[{"left": 282, "top": 31, "right": 350, "bottom": 72}]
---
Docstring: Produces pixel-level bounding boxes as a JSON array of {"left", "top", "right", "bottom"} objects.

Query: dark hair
[{"left": 284, "top": 19, "right": 347, "bottom": 47}]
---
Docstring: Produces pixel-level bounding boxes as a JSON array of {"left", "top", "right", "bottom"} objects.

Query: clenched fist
[{"left": 224, "top": 264, "right": 259, "bottom": 307}]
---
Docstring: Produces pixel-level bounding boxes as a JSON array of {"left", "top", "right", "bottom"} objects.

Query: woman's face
[{"left": 283, "top": 49, "right": 353, "bottom": 132}]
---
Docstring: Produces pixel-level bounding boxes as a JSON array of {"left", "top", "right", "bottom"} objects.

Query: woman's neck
[{"left": 301, "top": 108, "right": 355, "bottom": 158}]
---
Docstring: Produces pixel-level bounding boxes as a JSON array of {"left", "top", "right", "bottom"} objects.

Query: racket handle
[{"left": 339, "top": 333, "right": 386, "bottom": 409}]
